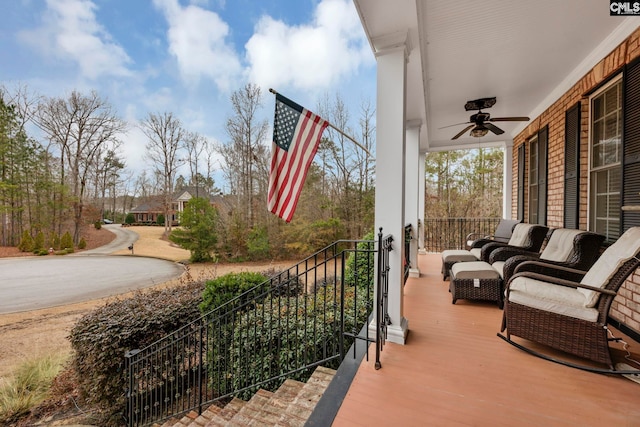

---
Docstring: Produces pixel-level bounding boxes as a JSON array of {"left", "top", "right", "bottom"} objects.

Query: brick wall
[{"left": 511, "top": 26, "right": 640, "bottom": 334}]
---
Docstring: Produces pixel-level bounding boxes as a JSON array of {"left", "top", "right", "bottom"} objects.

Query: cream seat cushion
[
  {"left": 451, "top": 261, "right": 500, "bottom": 280},
  {"left": 508, "top": 276, "right": 598, "bottom": 322},
  {"left": 492, "top": 261, "right": 505, "bottom": 279},
  {"left": 442, "top": 249, "right": 478, "bottom": 263}
]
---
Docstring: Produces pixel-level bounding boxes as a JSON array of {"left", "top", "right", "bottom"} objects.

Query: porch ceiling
[{"left": 354, "top": 0, "right": 638, "bottom": 152}]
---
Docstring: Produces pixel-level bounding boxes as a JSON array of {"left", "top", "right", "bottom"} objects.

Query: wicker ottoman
[
  {"left": 441, "top": 249, "right": 478, "bottom": 280},
  {"left": 450, "top": 261, "right": 503, "bottom": 308}
]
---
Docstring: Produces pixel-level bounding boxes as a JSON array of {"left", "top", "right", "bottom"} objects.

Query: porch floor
[{"left": 332, "top": 253, "right": 640, "bottom": 426}]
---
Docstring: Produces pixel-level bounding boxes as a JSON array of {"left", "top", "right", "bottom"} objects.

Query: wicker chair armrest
[
  {"left": 514, "top": 261, "right": 588, "bottom": 282},
  {"left": 469, "top": 236, "right": 493, "bottom": 249},
  {"left": 506, "top": 271, "right": 616, "bottom": 297},
  {"left": 466, "top": 232, "right": 486, "bottom": 242},
  {"left": 480, "top": 241, "right": 510, "bottom": 262},
  {"left": 489, "top": 247, "right": 539, "bottom": 263}
]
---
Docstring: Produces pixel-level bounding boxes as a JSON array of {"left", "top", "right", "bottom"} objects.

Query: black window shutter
[
  {"left": 564, "top": 103, "right": 580, "bottom": 229},
  {"left": 623, "top": 59, "right": 640, "bottom": 232},
  {"left": 537, "top": 126, "right": 548, "bottom": 225},
  {"left": 517, "top": 144, "right": 525, "bottom": 221}
]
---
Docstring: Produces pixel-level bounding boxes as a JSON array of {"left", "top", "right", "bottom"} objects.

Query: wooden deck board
[{"left": 332, "top": 253, "right": 640, "bottom": 426}]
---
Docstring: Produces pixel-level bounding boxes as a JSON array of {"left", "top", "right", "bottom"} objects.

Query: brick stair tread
[
  {"left": 170, "top": 366, "right": 337, "bottom": 427},
  {"left": 202, "top": 397, "right": 246, "bottom": 426}
]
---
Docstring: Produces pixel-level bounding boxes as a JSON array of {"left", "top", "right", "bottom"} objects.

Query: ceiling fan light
[{"left": 470, "top": 128, "right": 489, "bottom": 138}]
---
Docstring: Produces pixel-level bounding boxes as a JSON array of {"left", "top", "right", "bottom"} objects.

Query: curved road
[{"left": 0, "top": 225, "right": 184, "bottom": 314}]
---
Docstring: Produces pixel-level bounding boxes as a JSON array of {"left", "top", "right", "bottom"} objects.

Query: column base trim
[{"left": 368, "top": 317, "right": 409, "bottom": 345}]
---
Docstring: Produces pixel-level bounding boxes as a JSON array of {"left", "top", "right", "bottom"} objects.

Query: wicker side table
[{"left": 450, "top": 261, "right": 503, "bottom": 308}]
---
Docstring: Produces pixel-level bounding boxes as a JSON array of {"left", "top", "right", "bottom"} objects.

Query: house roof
[
  {"left": 173, "top": 186, "right": 218, "bottom": 202},
  {"left": 129, "top": 201, "right": 163, "bottom": 213},
  {"left": 353, "top": 0, "right": 638, "bottom": 152}
]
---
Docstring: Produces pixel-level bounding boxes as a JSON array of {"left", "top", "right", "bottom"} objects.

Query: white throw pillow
[
  {"left": 540, "top": 228, "right": 582, "bottom": 261},
  {"left": 578, "top": 227, "right": 640, "bottom": 307}
]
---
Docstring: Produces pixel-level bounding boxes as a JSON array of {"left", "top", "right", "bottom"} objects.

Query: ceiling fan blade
[
  {"left": 485, "top": 122, "right": 504, "bottom": 135},
  {"left": 452, "top": 125, "right": 474, "bottom": 140},
  {"left": 489, "top": 116, "right": 530, "bottom": 122},
  {"left": 439, "top": 121, "right": 471, "bottom": 129}
]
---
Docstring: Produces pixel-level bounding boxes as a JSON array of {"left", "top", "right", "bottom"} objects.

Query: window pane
[
  {"left": 596, "top": 195, "right": 607, "bottom": 217},
  {"left": 610, "top": 167, "right": 621, "bottom": 191},
  {"left": 608, "top": 195, "right": 620, "bottom": 217},
  {"left": 593, "top": 96, "right": 603, "bottom": 119},
  {"left": 605, "top": 87, "right": 618, "bottom": 114}
]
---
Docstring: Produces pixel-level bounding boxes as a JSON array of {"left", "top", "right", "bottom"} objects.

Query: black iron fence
[
  {"left": 423, "top": 218, "right": 501, "bottom": 252},
  {"left": 375, "top": 230, "right": 393, "bottom": 370},
  {"left": 404, "top": 224, "right": 412, "bottom": 284},
  {"left": 125, "top": 235, "right": 394, "bottom": 426}
]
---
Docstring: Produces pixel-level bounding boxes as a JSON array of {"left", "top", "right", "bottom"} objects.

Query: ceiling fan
[{"left": 443, "top": 97, "right": 530, "bottom": 140}]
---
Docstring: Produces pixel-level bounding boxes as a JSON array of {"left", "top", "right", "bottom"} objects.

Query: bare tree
[
  {"left": 36, "top": 91, "right": 126, "bottom": 244},
  {"left": 219, "top": 83, "right": 269, "bottom": 228},
  {"left": 140, "top": 112, "right": 185, "bottom": 233},
  {"left": 184, "top": 131, "right": 208, "bottom": 197}
]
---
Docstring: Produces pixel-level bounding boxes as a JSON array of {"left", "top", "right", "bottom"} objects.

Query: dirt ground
[{"left": 0, "top": 226, "right": 294, "bottom": 383}]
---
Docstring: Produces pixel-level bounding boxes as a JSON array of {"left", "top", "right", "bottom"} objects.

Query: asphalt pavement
[{"left": 0, "top": 225, "right": 184, "bottom": 314}]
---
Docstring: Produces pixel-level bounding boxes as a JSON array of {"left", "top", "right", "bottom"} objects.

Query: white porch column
[
  {"left": 405, "top": 121, "right": 421, "bottom": 277},
  {"left": 418, "top": 150, "right": 426, "bottom": 254},
  {"left": 373, "top": 32, "right": 410, "bottom": 344},
  {"left": 503, "top": 141, "right": 514, "bottom": 220}
]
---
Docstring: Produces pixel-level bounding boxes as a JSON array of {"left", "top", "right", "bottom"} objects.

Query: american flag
[{"left": 268, "top": 93, "right": 328, "bottom": 222}]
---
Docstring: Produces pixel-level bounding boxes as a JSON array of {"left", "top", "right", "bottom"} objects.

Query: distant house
[{"left": 128, "top": 187, "right": 229, "bottom": 225}]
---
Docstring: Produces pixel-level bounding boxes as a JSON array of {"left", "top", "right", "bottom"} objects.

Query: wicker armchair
[
  {"left": 475, "top": 223, "right": 548, "bottom": 263},
  {"left": 465, "top": 218, "right": 522, "bottom": 250},
  {"left": 490, "top": 228, "right": 605, "bottom": 284},
  {"left": 499, "top": 226, "right": 640, "bottom": 371}
]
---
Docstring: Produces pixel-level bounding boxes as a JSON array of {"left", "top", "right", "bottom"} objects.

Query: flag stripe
[{"left": 268, "top": 96, "right": 327, "bottom": 222}]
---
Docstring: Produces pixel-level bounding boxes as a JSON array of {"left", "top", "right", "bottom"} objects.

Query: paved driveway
[{"left": 0, "top": 225, "right": 184, "bottom": 314}]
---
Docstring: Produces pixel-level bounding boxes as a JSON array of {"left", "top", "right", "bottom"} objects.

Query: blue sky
[{"left": 0, "top": 0, "right": 376, "bottom": 189}]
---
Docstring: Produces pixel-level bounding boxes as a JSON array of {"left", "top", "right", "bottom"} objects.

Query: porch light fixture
[{"left": 470, "top": 127, "right": 489, "bottom": 138}]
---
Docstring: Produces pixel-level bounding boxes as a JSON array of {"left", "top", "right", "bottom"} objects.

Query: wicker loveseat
[
  {"left": 499, "top": 226, "right": 640, "bottom": 369},
  {"left": 490, "top": 228, "right": 605, "bottom": 284}
]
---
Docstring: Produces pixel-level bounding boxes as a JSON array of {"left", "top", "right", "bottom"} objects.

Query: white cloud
[
  {"left": 18, "top": 0, "right": 132, "bottom": 80},
  {"left": 153, "top": 0, "right": 242, "bottom": 91},
  {"left": 245, "top": 0, "right": 372, "bottom": 92}
]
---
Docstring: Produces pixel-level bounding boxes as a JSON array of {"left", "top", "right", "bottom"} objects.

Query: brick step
[{"left": 165, "top": 366, "right": 336, "bottom": 427}]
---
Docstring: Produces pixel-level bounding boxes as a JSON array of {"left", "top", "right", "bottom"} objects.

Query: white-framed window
[
  {"left": 589, "top": 76, "right": 622, "bottom": 241},
  {"left": 528, "top": 134, "right": 539, "bottom": 224}
]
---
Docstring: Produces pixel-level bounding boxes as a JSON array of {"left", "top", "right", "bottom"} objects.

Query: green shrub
[
  {"left": 78, "top": 237, "right": 87, "bottom": 249},
  {"left": 68, "top": 281, "right": 204, "bottom": 426},
  {"left": 125, "top": 213, "right": 135, "bottom": 225},
  {"left": 60, "top": 232, "right": 74, "bottom": 252},
  {"left": 247, "top": 226, "right": 270, "bottom": 260},
  {"left": 343, "top": 230, "right": 376, "bottom": 289},
  {"left": 219, "top": 283, "right": 371, "bottom": 399},
  {"left": 156, "top": 214, "right": 165, "bottom": 226},
  {"left": 18, "top": 230, "right": 34, "bottom": 252},
  {"left": 94, "top": 221, "right": 102, "bottom": 230},
  {"left": 200, "top": 272, "right": 268, "bottom": 314},
  {"left": 48, "top": 232, "right": 60, "bottom": 251},
  {"left": 33, "top": 231, "right": 45, "bottom": 251},
  {"left": 34, "top": 249, "right": 49, "bottom": 256}
]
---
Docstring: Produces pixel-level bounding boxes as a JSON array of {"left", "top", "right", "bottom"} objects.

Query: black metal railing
[
  {"left": 423, "top": 218, "right": 501, "bottom": 252},
  {"left": 375, "top": 229, "right": 393, "bottom": 370},
  {"left": 125, "top": 236, "right": 393, "bottom": 426},
  {"left": 404, "top": 224, "right": 412, "bottom": 284}
]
